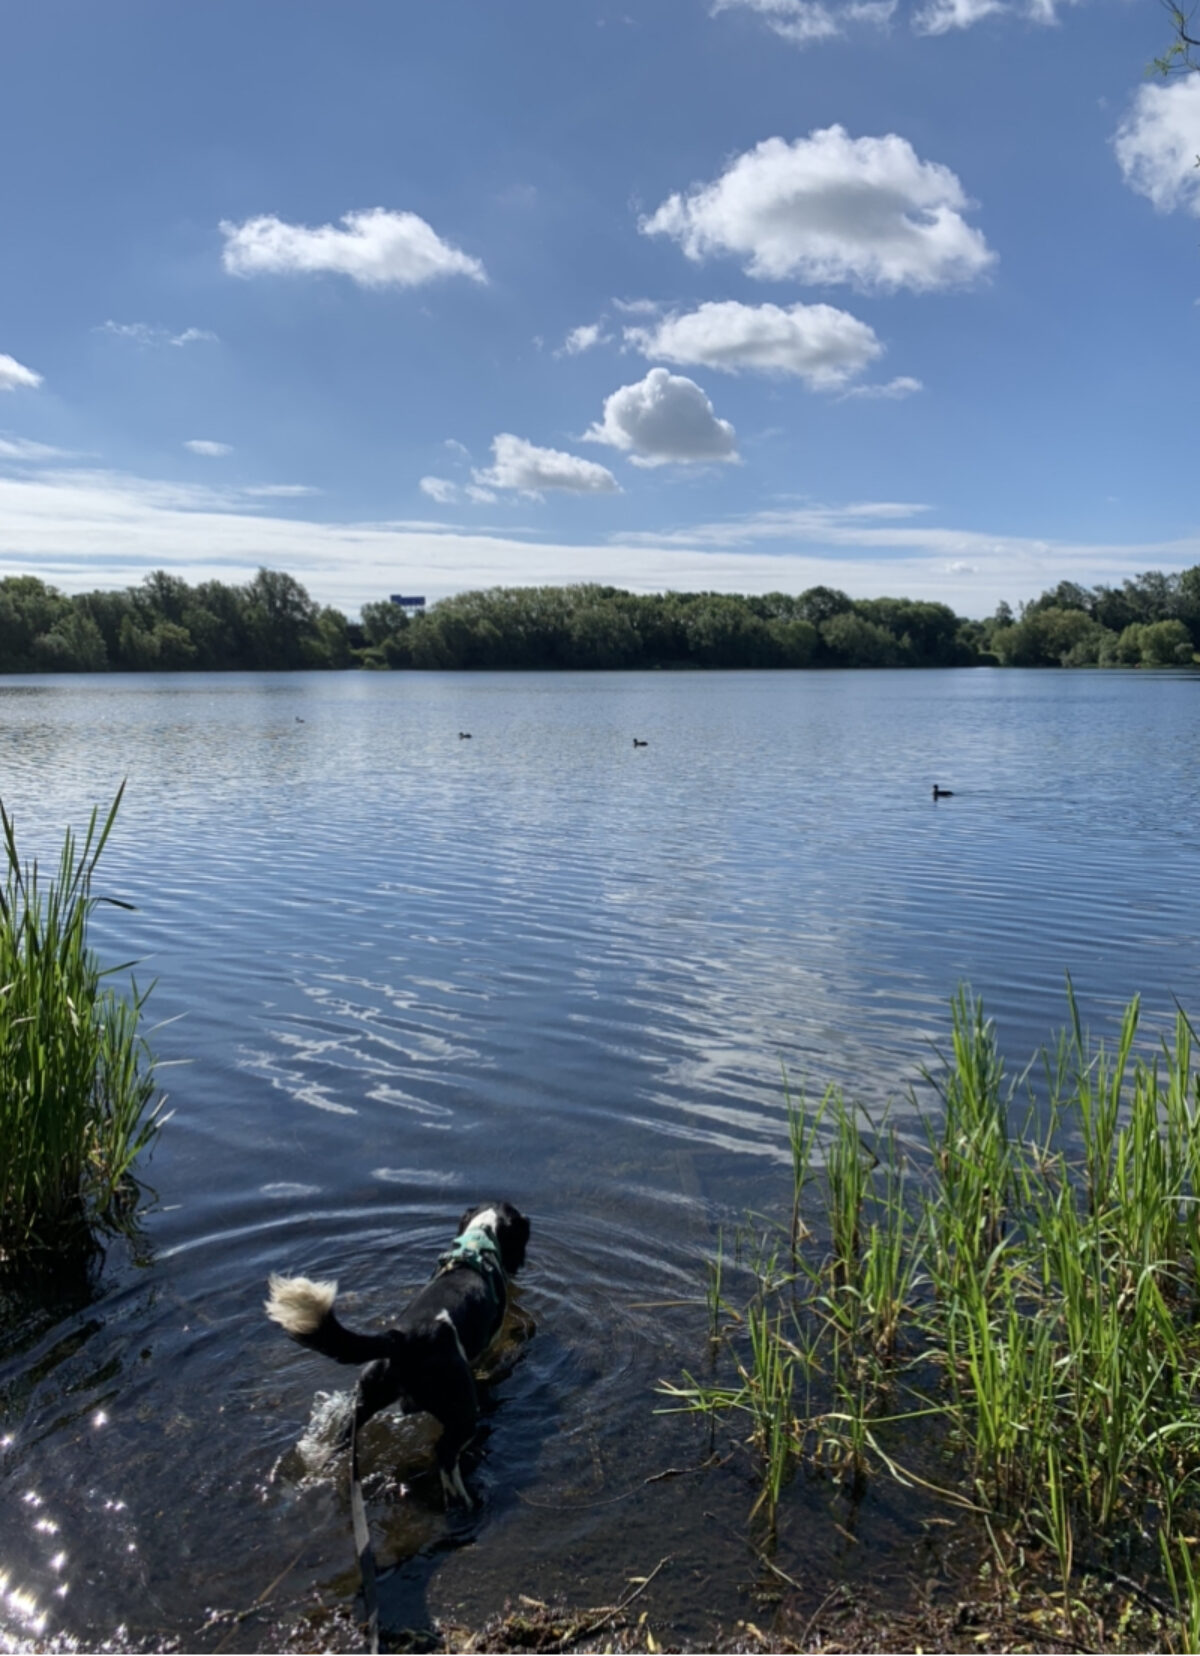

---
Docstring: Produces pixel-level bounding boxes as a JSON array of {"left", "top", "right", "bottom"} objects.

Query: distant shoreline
[{"left": 1, "top": 567, "right": 1196, "bottom": 674}]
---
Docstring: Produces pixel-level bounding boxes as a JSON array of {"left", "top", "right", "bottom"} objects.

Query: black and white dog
[{"left": 266, "top": 1201, "right": 530, "bottom": 1503}]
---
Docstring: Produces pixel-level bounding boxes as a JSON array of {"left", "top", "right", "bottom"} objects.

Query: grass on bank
[
  {"left": 0, "top": 784, "right": 166, "bottom": 1258},
  {"left": 663, "top": 985, "right": 1200, "bottom": 1640}
]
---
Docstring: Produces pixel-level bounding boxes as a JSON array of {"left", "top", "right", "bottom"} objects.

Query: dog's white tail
[{"left": 266, "top": 1273, "right": 339, "bottom": 1336}]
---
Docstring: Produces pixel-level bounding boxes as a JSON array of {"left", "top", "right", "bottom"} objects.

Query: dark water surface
[{"left": 2, "top": 668, "right": 1198, "bottom": 1650}]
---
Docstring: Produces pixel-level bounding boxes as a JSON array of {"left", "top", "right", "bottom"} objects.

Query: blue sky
[{"left": 1, "top": 0, "right": 1198, "bottom": 618}]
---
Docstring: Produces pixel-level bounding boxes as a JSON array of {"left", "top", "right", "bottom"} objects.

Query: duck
[
  {"left": 932, "top": 784, "right": 954, "bottom": 799},
  {"left": 633, "top": 738, "right": 648, "bottom": 748},
  {"left": 458, "top": 731, "right": 472, "bottom": 739}
]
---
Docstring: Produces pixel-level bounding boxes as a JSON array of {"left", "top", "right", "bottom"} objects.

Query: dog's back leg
[
  {"left": 397, "top": 1320, "right": 482, "bottom": 1506},
  {"left": 427, "top": 1344, "right": 480, "bottom": 1507}
]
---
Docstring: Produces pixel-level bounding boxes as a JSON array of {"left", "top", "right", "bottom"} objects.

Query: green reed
[
  {"left": 0, "top": 785, "right": 166, "bottom": 1256},
  {"left": 661, "top": 982, "right": 1200, "bottom": 1624}
]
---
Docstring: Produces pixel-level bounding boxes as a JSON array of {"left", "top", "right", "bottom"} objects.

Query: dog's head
[{"left": 457, "top": 1200, "right": 531, "bottom": 1276}]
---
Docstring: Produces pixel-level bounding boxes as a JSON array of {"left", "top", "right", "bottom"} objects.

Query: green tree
[
  {"left": 992, "top": 607, "right": 1107, "bottom": 666},
  {"left": 360, "top": 599, "right": 410, "bottom": 649},
  {"left": 766, "top": 616, "right": 818, "bottom": 666},
  {"left": 243, "top": 568, "right": 322, "bottom": 669},
  {"left": 138, "top": 570, "right": 193, "bottom": 627},
  {"left": 31, "top": 610, "right": 108, "bottom": 671},
  {"left": 118, "top": 615, "right": 160, "bottom": 669},
  {"left": 1025, "top": 580, "right": 1096, "bottom": 617},
  {"left": 1140, "top": 618, "right": 1194, "bottom": 664},
  {"left": 679, "top": 595, "right": 771, "bottom": 666},
  {"left": 1175, "top": 565, "right": 1200, "bottom": 632},
  {"left": 1114, "top": 623, "right": 1147, "bottom": 665},
  {"left": 187, "top": 580, "right": 253, "bottom": 668},
  {"left": 820, "top": 611, "right": 900, "bottom": 666},
  {"left": 310, "top": 606, "right": 353, "bottom": 668},
  {"left": 567, "top": 602, "right": 639, "bottom": 668},
  {"left": 855, "top": 597, "right": 966, "bottom": 665},
  {"left": 76, "top": 588, "right": 137, "bottom": 662},
  {"left": 151, "top": 620, "right": 197, "bottom": 669},
  {"left": 795, "top": 586, "right": 854, "bottom": 628},
  {"left": 0, "top": 576, "right": 73, "bottom": 670}
]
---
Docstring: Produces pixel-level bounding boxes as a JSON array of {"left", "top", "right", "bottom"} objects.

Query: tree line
[{"left": 0, "top": 565, "right": 1197, "bottom": 673}]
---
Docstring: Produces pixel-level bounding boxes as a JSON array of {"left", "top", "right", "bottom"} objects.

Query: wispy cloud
[
  {"left": 711, "top": 0, "right": 897, "bottom": 46},
  {"left": 242, "top": 483, "right": 321, "bottom": 497},
  {"left": 714, "top": 0, "right": 1077, "bottom": 40},
  {"left": 184, "top": 439, "right": 232, "bottom": 457},
  {"left": 0, "top": 354, "right": 43, "bottom": 392},
  {"left": 0, "top": 435, "right": 72, "bottom": 461},
  {"left": 1, "top": 463, "right": 1197, "bottom": 617},
  {"left": 910, "top": 0, "right": 1005, "bottom": 34},
  {"left": 220, "top": 207, "right": 487, "bottom": 289},
  {"left": 98, "top": 321, "right": 219, "bottom": 347},
  {"left": 557, "top": 321, "right": 611, "bottom": 357},
  {"left": 839, "top": 375, "right": 924, "bottom": 400}
]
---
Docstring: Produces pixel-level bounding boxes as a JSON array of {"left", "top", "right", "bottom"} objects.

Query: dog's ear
[{"left": 497, "top": 1208, "right": 530, "bottom": 1275}]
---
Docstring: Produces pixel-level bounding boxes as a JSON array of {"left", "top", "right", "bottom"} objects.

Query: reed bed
[
  {"left": 662, "top": 985, "right": 1200, "bottom": 1628},
  {"left": 0, "top": 785, "right": 166, "bottom": 1258}
]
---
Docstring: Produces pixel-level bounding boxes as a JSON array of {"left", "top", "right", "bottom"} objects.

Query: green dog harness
[{"left": 436, "top": 1224, "right": 506, "bottom": 1313}]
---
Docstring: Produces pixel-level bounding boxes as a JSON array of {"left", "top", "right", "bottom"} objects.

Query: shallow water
[{"left": 1, "top": 667, "right": 1198, "bottom": 1649}]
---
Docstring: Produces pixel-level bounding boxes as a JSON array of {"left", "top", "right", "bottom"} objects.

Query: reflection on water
[{"left": 1, "top": 668, "right": 1199, "bottom": 1648}]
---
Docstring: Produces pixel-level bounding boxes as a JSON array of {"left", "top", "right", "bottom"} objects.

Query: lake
[{"left": 1, "top": 666, "right": 1198, "bottom": 1650}]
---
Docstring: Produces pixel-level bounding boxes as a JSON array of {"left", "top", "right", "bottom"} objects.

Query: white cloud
[
  {"left": 641, "top": 127, "right": 995, "bottom": 292},
  {"left": 472, "top": 434, "right": 620, "bottom": 497},
  {"left": 625, "top": 299, "right": 882, "bottom": 388},
  {"left": 99, "top": 321, "right": 218, "bottom": 347},
  {"left": 242, "top": 483, "right": 321, "bottom": 497},
  {"left": 558, "top": 322, "right": 610, "bottom": 356},
  {"left": 444, "top": 438, "right": 471, "bottom": 459},
  {"left": 420, "top": 475, "right": 459, "bottom": 503},
  {"left": 0, "top": 354, "right": 43, "bottom": 392},
  {"left": 100, "top": 321, "right": 157, "bottom": 345},
  {"left": 3, "top": 463, "right": 1197, "bottom": 620},
  {"left": 711, "top": 0, "right": 897, "bottom": 45},
  {"left": 584, "top": 367, "right": 738, "bottom": 466},
  {"left": 910, "top": 0, "right": 1080, "bottom": 30},
  {"left": 185, "top": 439, "right": 232, "bottom": 457},
  {"left": 717, "top": 0, "right": 842, "bottom": 44},
  {"left": 1114, "top": 77, "right": 1200, "bottom": 216},
  {"left": 840, "top": 374, "right": 924, "bottom": 400},
  {"left": 0, "top": 435, "right": 70, "bottom": 461},
  {"left": 220, "top": 207, "right": 487, "bottom": 288},
  {"left": 717, "top": 0, "right": 1070, "bottom": 37},
  {"left": 911, "top": 0, "right": 1005, "bottom": 31},
  {"left": 465, "top": 483, "right": 497, "bottom": 503}
]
